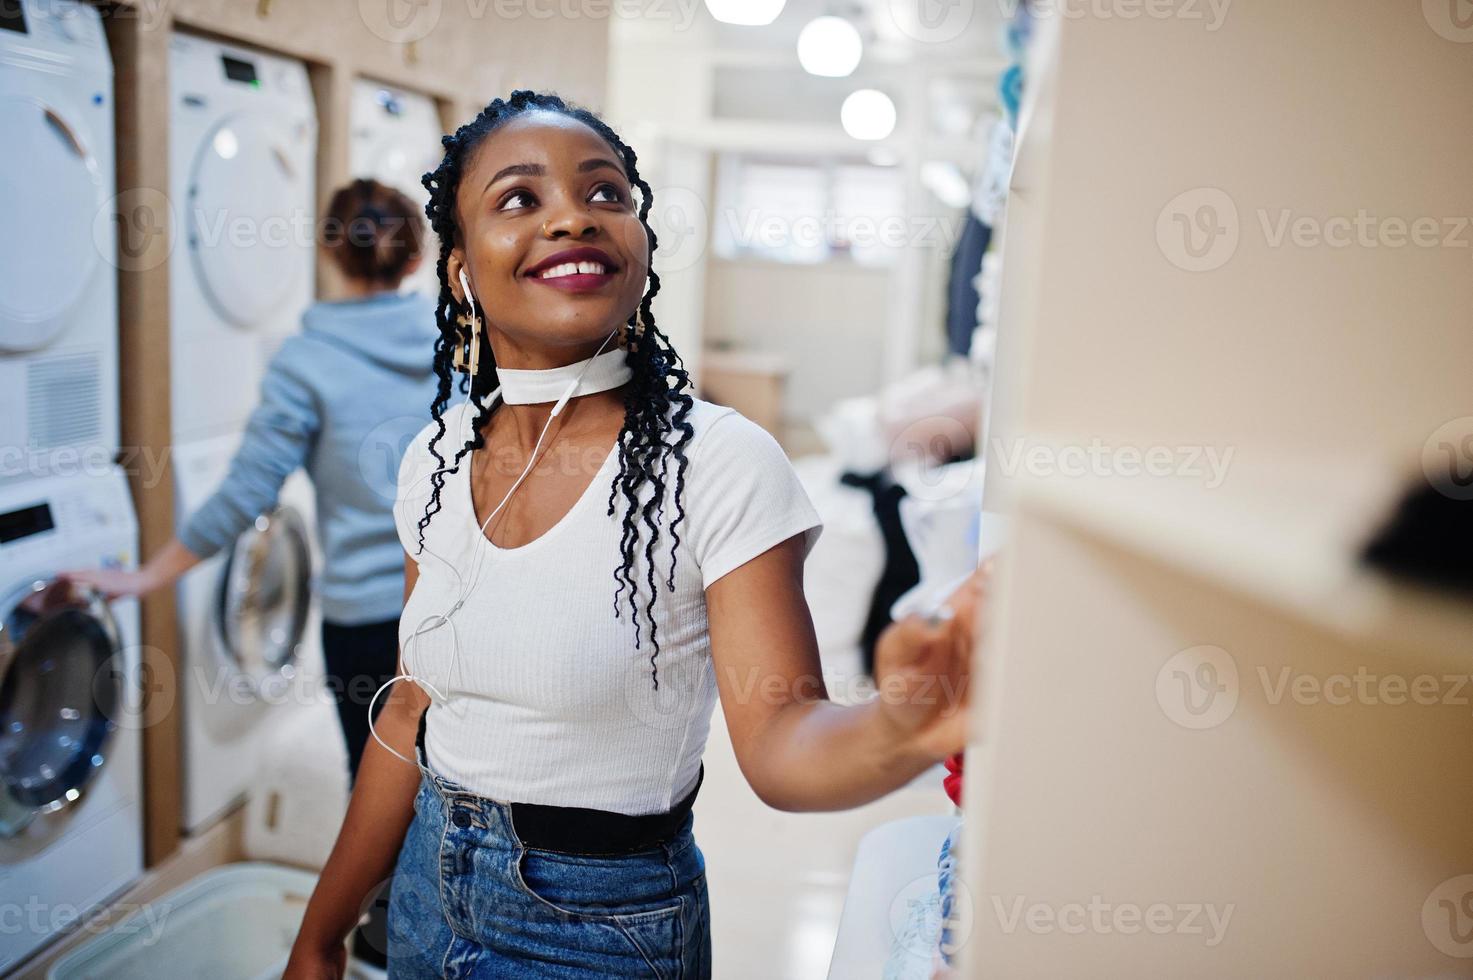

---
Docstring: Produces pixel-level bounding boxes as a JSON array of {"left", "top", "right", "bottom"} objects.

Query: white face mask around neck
[{"left": 490, "top": 347, "right": 632, "bottom": 406}]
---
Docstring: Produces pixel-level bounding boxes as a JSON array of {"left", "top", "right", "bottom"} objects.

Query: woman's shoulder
[
  {"left": 677, "top": 396, "right": 739, "bottom": 442},
  {"left": 398, "top": 401, "right": 474, "bottom": 494},
  {"left": 394, "top": 400, "right": 476, "bottom": 556},
  {"left": 679, "top": 397, "right": 781, "bottom": 457},
  {"left": 669, "top": 398, "right": 807, "bottom": 496}
]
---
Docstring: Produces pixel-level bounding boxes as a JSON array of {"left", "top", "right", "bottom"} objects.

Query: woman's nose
[{"left": 542, "top": 202, "right": 599, "bottom": 239}]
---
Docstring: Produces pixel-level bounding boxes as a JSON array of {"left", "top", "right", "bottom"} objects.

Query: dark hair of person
[
  {"left": 417, "top": 90, "right": 696, "bottom": 689},
  {"left": 321, "top": 177, "right": 425, "bottom": 285}
]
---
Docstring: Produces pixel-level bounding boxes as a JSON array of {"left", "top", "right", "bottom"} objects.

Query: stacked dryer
[
  {"left": 169, "top": 32, "right": 325, "bottom": 835},
  {"left": 349, "top": 79, "right": 443, "bottom": 299},
  {"left": 0, "top": 0, "right": 119, "bottom": 483},
  {"left": 0, "top": 2, "right": 144, "bottom": 973}
]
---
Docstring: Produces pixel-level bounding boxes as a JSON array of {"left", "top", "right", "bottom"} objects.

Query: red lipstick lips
[{"left": 525, "top": 246, "right": 618, "bottom": 293}]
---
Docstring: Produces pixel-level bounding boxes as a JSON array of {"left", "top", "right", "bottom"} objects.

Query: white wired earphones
[{"left": 366, "top": 266, "right": 620, "bottom": 771}]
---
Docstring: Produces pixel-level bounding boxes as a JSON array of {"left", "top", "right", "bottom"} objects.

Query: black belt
[{"left": 414, "top": 709, "right": 703, "bottom": 857}]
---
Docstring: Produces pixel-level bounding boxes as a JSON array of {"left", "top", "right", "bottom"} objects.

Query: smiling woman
[
  {"left": 282, "top": 90, "right": 983, "bottom": 980},
  {"left": 417, "top": 93, "right": 693, "bottom": 684}
]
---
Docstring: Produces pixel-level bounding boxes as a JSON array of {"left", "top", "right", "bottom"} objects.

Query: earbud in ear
[{"left": 454, "top": 267, "right": 482, "bottom": 378}]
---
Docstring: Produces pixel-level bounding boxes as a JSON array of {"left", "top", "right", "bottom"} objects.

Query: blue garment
[
  {"left": 387, "top": 744, "right": 712, "bottom": 978},
  {"left": 945, "top": 212, "right": 991, "bottom": 357},
  {"left": 178, "top": 290, "right": 441, "bottom": 624}
]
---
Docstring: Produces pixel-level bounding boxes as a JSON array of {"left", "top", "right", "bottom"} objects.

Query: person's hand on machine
[
  {"left": 870, "top": 559, "right": 991, "bottom": 763},
  {"left": 59, "top": 538, "right": 202, "bottom": 599}
]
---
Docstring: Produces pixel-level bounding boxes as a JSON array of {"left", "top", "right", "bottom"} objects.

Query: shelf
[{"left": 1007, "top": 441, "right": 1473, "bottom": 665}]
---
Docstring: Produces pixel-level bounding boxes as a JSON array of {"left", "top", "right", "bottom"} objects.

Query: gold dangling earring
[
  {"left": 452, "top": 306, "right": 480, "bottom": 375},
  {"left": 629, "top": 308, "right": 646, "bottom": 353}
]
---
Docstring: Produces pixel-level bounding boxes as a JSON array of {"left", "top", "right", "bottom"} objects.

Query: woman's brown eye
[
  {"left": 593, "top": 183, "right": 623, "bottom": 204},
  {"left": 500, "top": 190, "right": 534, "bottom": 211}
]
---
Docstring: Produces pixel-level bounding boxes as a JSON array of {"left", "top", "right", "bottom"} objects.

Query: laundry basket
[{"left": 47, "top": 862, "right": 317, "bottom": 980}]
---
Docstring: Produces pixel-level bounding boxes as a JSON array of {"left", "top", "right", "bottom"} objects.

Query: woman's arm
[
  {"left": 707, "top": 535, "right": 986, "bottom": 813},
  {"left": 284, "top": 555, "right": 429, "bottom": 978},
  {"left": 176, "top": 347, "right": 320, "bottom": 561},
  {"left": 62, "top": 348, "right": 319, "bottom": 598},
  {"left": 62, "top": 537, "right": 202, "bottom": 599}
]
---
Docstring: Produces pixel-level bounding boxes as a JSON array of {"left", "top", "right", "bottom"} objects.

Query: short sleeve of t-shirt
[{"left": 686, "top": 409, "right": 824, "bottom": 590}]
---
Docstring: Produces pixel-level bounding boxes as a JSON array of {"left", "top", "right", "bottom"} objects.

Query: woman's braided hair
[{"left": 417, "top": 90, "right": 695, "bottom": 689}]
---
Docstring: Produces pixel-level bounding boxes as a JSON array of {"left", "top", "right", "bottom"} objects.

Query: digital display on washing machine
[
  {"left": 0, "top": 0, "right": 27, "bottom": 35},
  {"left": 221, "top": 54, "right": 259, "bottom": 85},
  {"left": 0, "top": 503, "right": 54, "bottom": 544}
]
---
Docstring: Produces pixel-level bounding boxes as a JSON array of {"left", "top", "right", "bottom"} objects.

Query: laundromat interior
[{"left": 3, "top": 0, "right": 1473, "bottom": 977}]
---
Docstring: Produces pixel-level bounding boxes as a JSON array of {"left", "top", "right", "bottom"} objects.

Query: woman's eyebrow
[{"left": 484, "top": 158, "right": 623, "bottom": 195}]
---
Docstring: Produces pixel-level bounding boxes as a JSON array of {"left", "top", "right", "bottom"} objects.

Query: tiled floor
[{"left": 692, "top": 652, "right": 954, "bottom": 980}]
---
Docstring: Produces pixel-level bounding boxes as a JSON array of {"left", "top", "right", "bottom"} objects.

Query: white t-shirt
[{"left": 393, "top": 395, "right": 823, "bottom": 815}]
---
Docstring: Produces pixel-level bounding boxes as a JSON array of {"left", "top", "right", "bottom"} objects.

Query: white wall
[{"left": 702, "top": 256, "right": 891, "bottom": 422}]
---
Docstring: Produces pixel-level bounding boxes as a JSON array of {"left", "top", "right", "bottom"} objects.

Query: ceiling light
[
  {"left": 704, "top": 0, "right": 785, "bottom": 26},
  {"left": 841, "top": 89, "right": 896, "bottom": 141},
  {"left": 797, "top": 16, "right": 862, "bottom": 77}
]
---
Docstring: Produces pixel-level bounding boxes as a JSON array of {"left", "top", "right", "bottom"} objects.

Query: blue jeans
[{"left": 386, "top": 763, "right": 712, "bottom": 978}]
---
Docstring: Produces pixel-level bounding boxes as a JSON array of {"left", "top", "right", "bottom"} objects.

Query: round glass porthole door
[
  {"left": 0, "top": 95, "right": 103, "bottom": 351},
  {"left": 214, "top": 506, "right": 310, "bottom": 701},
  {"left": 0, "top": 579, "right": 122, "bottom": 837},
  {"left": 187, "top": 111, "right": 305, "bottom": 330}
]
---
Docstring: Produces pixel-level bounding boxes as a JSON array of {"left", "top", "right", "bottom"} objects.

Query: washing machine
[
  {"left": 168, "top": 34, "right": 323, "bottom": 834},
  {"left": 349, "top": 78, "right": 443, "bottom": 299},
  {"left": 168, "top": 31, "right": 316, "bottom": 445},
  {"left": 172, "top": 434, "right": 325, "bottom": 835},
  {"left": 0, "top": 466, "right": 142, "bottom": 973},
  {"left": 0, "top": 0, "right": 118, "bottom": 485}
]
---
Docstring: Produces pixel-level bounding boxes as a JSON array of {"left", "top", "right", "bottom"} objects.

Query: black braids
[
  {"left": 415, "top": 102, "right": 515, "bottom": 554},
  {"left": 416, "top": 90, "right": 696, "bottom": 690},
  {"left": 600, "top": 169, "right": 695, "bottom": 688},
  {"left": 564, "top": 102, "right": 695, "bottom": 689},
  {"left": 413, "top": 301, "right": 453, "bottom": 555},
  {"left": 628, "top": 184, "right": 697, "bottom": 596}
]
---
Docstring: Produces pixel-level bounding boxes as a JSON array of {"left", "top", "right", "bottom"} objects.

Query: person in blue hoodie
[{"left": 66, "top": 177, "right": 440, "bottom": 789}]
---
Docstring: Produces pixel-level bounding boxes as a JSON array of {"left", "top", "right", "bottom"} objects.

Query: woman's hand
[
  {"left": 58, "top": 566, "right": 162, "bottom": 600},
  {"left": 60, "top": 539, "right": 202, "bottom": 600},
  {"left": 281, "top": 940, "right": 347, "bottom": 980},
  {"left": 871, "top": 561, "right": 991, "bottom": 764}
]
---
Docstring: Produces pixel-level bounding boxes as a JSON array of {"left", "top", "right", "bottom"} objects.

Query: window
[{"left": 712, "top": 154, "right": 905, "bottom": 266}]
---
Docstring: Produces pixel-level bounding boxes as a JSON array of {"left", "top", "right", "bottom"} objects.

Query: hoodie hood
[{"left": 301, "top": 290, "right": 440, "bottom": 376}]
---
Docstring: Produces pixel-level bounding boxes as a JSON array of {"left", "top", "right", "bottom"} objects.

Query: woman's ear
[{"left": 446, "top": 250, "right": 466, "bottom": 305}]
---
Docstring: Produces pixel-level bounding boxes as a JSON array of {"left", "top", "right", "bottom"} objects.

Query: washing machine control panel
[
  {"left": 170, "top": 33, "right": 310, "bottom": 101},
  {"left": 0, "top": 0, "right": 107, "bottom": 60},
  {"left": 0, "top": 467, "right": 137, "bottom": 567}
]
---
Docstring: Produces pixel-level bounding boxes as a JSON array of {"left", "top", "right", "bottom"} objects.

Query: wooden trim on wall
[
  {"left": 307, "top": 60, "right": 351, "bottom": 300},
  {"left": 101, "top": 2, "right": 182, "bottom": 869}
]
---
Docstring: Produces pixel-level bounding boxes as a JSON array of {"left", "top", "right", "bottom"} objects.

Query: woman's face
[{"left": 449, "top": 111, "right": 649, "bottom": 361}]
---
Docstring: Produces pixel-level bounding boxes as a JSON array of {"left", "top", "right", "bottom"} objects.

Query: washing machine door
[
  {"left": 0, "top": 93, "right": 105, "bottom": 351},
  {"left": 185, "top": 110, "right": 307, "bottom": 330},
  {"left": 214, "top": 504, "right": 310, "bottom": 700},
  {"left": 0, "top": 578, "right": 122, "bottom": 837}
]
